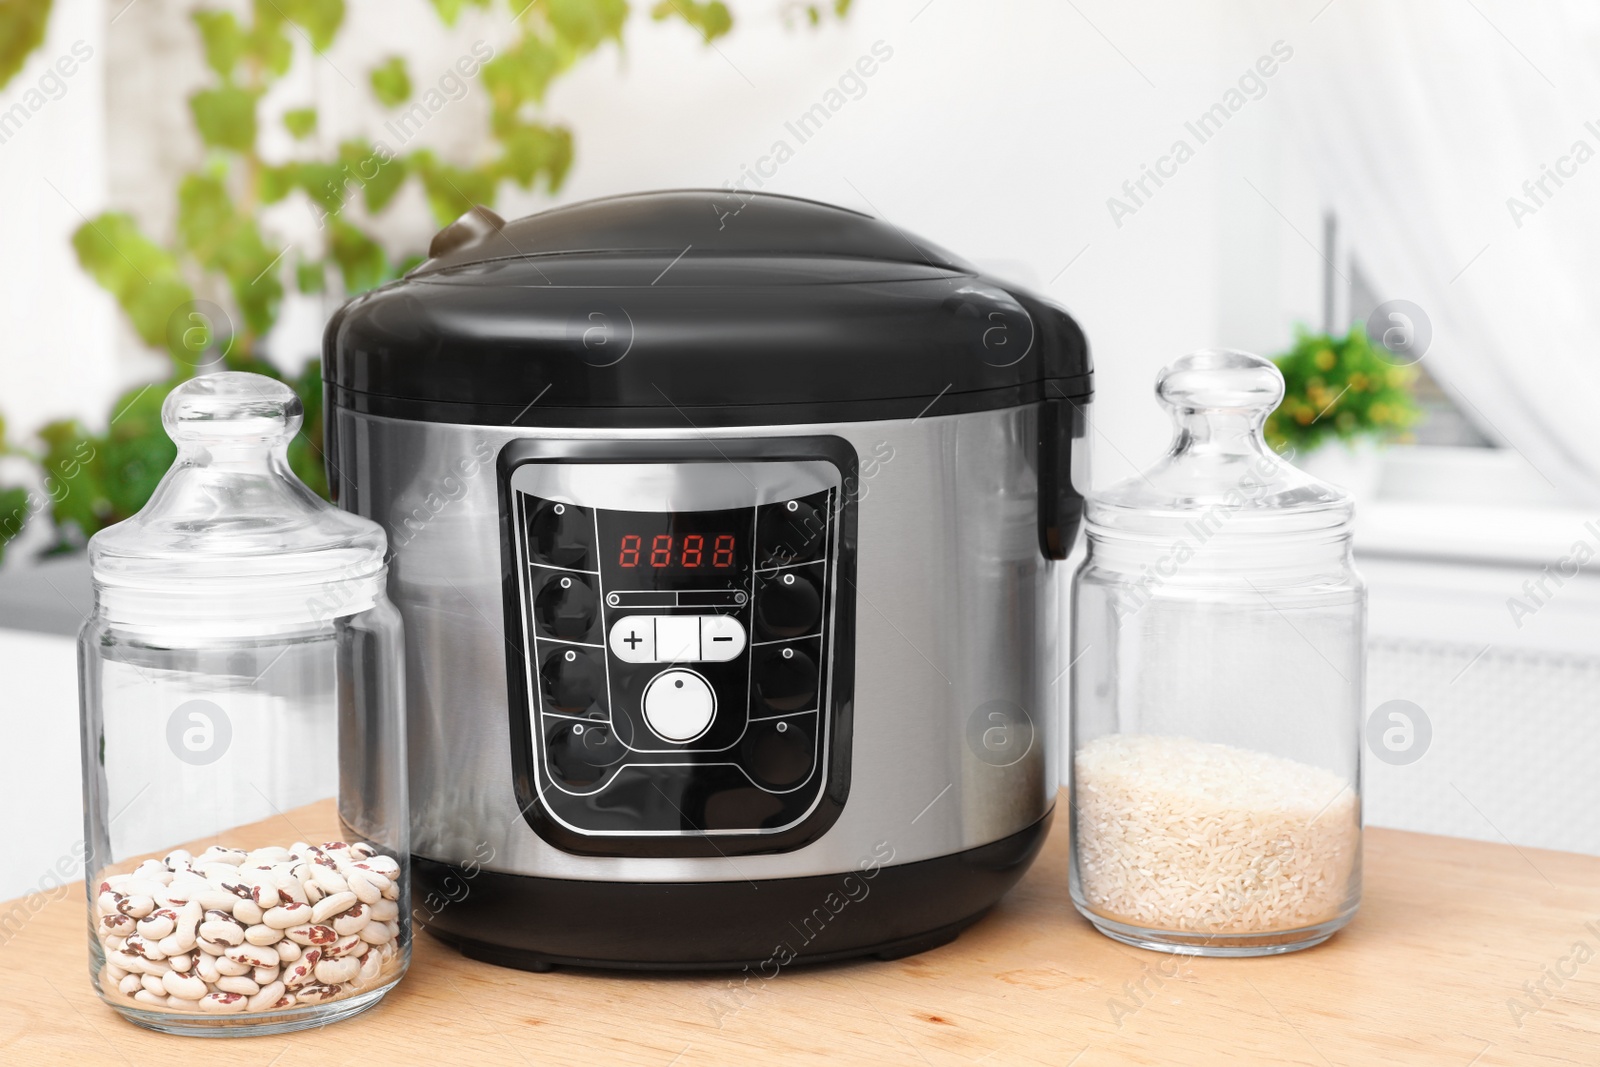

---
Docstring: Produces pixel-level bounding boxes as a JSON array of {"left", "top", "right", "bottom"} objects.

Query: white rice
[{"left": 1074, "top": 733, "right": 1359, "bottom": 935}]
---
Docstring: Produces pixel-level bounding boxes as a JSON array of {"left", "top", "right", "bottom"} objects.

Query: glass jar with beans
[{"left": 78, "top": 374, "right": 409, "bottom": 1034}]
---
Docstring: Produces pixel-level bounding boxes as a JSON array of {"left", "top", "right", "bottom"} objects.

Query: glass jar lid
[
  {"left": 88, "top": 372, "right": 388, "bottom": 632},
  {"left": 1087, "top": 349, "right": 1352, "bottom": 540}
]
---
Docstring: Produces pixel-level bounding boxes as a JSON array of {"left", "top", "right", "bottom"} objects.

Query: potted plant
[{"left": 1265, "top": 325, "right": 1421, "bottom": 495}]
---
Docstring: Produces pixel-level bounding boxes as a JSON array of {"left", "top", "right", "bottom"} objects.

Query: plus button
[{"left": 624, "top": 630, "right": 643, "bottom": 650}]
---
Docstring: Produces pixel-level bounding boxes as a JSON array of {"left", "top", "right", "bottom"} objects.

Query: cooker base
[{"left": 414, "top": 810, "right": 1051, "bottom": 972}]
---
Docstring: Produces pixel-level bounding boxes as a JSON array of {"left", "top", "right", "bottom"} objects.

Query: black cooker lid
[{"left": 323, "top": 190, "right": 1091, "bottom": 427}]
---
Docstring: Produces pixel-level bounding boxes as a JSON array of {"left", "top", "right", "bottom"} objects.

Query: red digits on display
[{"left": 618, "top": 532, "right": 736, "bottom": 568}]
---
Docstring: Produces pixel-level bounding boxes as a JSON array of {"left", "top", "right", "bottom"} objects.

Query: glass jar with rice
[{"left": 1069, "top": 350, "right": 1363, "bottom": 956}]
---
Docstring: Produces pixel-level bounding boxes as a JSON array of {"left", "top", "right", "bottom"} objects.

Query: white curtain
[{"left": 1272, "top": 0, "right": 1600, "bottom": 504}]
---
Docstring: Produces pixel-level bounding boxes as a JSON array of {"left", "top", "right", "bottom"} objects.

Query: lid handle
[
  {"left": 1156, "top": 349, "right": 1284, "bottom": 415},
  {"left": 163, "top": 372, "right": 301, "bottom": 447},
  {"left": 429, "top": 205, "right": 507, "bottom": 259}
]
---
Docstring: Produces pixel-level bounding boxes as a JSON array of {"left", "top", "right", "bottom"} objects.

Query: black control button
[
  {"left": 758, "top": 499, "right": 824, "bottom": 567},
  {"left": 744, "top": 716, "right": 815, "bottom": 789},
  {"left": 528, "top": 501, "right": 593, "bottom": 569},
  {"left": 754, "top": 569, "right": 821, "bottom": 639},
  {"left": 540, "top": 648, "right": 603, "bottom": 714},
  {"left": 754, "top": 646, "right": 817, "bottom": 713},
  {"left": 535, "top": 573, "right": 598, "bottom": 640},
  {"left": 546, "top": 719, "right": 625, "bottom": 788},
  {"left": 703, "top": 787, "right": 785, "bottom": 830}
]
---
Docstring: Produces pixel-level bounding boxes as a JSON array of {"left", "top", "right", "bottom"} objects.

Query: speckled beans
[{"left": 95, "top": 839, "right": 404, "bottom": 1018}]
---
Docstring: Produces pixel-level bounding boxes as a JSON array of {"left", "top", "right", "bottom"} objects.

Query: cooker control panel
[{"left": 499, "top": 439, "right": 858, "bottom": 858}]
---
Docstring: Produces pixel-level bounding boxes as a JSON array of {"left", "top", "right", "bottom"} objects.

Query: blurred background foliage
[
  {"left": 1266, "top": 325, "right": 1421, "bottom": 455},
  {"left": 0, "top": 0, "right": 54, "bottom": 89},
  {"left": 0, "top": 0, "right": 850, "bottom": 562}
]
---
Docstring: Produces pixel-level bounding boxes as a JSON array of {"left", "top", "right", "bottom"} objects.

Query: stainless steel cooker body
[{"left": 332, "top": 403, "right": 1064, "bottom": 888}]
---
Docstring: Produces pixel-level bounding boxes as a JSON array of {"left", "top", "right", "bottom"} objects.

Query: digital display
[
  {"left": 618, "top": 533, "right": 736, "bottom": 570},
  {"left": 597, "top": 506, "right": 751, "bottom": 588}
]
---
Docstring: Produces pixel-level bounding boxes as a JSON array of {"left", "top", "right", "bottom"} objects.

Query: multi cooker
[{"left": 322, "top": 190, "right": 1091, "bottom": 970}]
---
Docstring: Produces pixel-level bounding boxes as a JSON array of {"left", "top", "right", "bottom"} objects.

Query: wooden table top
[{"left": 3, "top": 793, "right": 1598, "bottom": 1066}]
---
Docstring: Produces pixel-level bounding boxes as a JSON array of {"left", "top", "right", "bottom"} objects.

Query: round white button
[{"left": 641, "top": 668, "right": 717, "bottom": 743}]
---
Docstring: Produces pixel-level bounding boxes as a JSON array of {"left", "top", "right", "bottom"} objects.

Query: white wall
[
  {"left": 0, "top": 0, "right": 114, "bottom": 454},
  {"left": 0, "top": 629, "right": 83, "bottom": 902}
]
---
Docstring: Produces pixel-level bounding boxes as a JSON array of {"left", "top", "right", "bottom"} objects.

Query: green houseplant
[
  {"left": 0, "top": 0, "right": 851, "bottom": 562},
  {"left": 1264, "top": 325, "right": 1420, "bottom": 457}
]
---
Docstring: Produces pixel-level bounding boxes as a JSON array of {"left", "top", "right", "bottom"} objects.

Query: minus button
[{"left": 699, "top": 615, "right": 747, "bottom": 661}]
